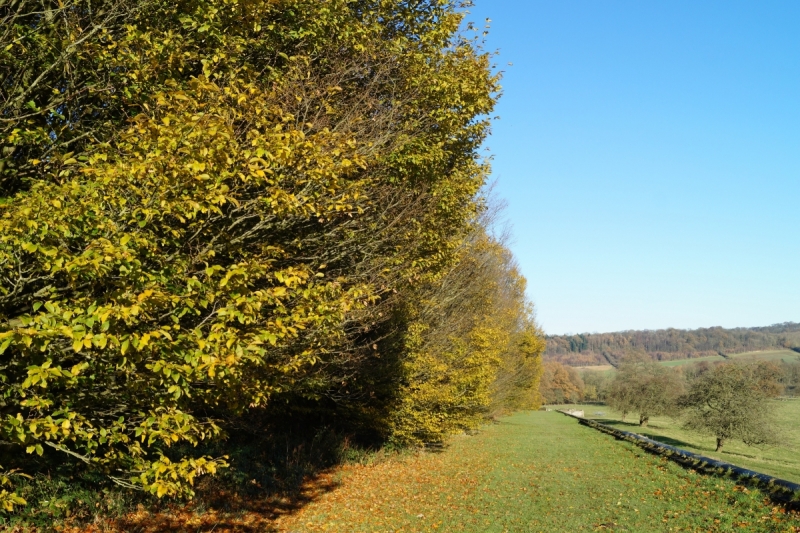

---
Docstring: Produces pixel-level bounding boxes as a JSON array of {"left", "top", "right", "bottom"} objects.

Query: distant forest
[{"left": 545, "top": 323, "right": 800, "bottom": 366}]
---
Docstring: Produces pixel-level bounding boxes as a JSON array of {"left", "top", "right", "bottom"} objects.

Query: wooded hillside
[{"left": 545, "top": 323, "right": 800, "bottom": 366}]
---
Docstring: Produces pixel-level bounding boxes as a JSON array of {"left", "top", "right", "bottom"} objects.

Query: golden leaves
[{"left": 0, "top": 0, "right": 507, "bottom": 506}]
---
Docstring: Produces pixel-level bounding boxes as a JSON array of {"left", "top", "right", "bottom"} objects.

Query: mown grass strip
[{"left": 274, "top": 411, "right": 800, "bottom": 532}]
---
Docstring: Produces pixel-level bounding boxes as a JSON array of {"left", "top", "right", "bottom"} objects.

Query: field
[
  {"left": 659, "top": 354, "right": 726, "bottom": 367},
  {"left": 271, "top": 411, "right": 800, "bottom": 532},
  {"left": 660, "top": 349, "right": 800, "bottom": 367},
  {"left": 573, "top": 364, "right": 615, "bottom": 372},
  {"left": 562, "top": 399, "right": 800, "bottom": 484},
  {"left": 21, "top": 411, "right": 800, "bottom": 531},
  {"left": 728, "top": 349, "right": 800, "bottom": 364},
  {"left": 572, "top": 349, "right": 800, "bottom": 371}
]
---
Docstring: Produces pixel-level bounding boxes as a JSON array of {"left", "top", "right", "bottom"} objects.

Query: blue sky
[{"left": 463, "top": 0, "right": 800, "bottom": 335}]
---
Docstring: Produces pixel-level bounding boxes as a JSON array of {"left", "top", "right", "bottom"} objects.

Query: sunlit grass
[
  {"left": 728, "top": 349, "right": 800, "bottom": 364},
  {"left": 276, "top": 411, "right": 800, "bottom": 532},
  {"left": 563, "top": 399, "right": 800, "bottom": 484},
  {"left": 659, "top": 354, "right": 726, "bottom": 367}
]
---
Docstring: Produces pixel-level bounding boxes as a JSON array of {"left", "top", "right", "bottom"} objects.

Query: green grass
[
  {"left": 576, "top": 349, "right": 800, "bottom": 371},
  {"left": 563, "top": 399, "right": 800, "bottom": 484},
  {"left": 728, "top": 349, "right": 800, "bottom": 364},
  {"left": 659, "top": 354, "right": 726, "bottom": 367},
  {"left": 657, "top": 349, "right": 800, "bottom": 368},
  {"left": 278, "top": 411, "right": 800, "bottom": 532}
]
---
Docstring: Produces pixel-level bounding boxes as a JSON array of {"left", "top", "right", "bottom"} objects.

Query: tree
[
  {"left": 580, "top": 370, "right": 611, "bottom": 402},
  {"left": 606, "top": 356, "right": 684, "bottom": 426},
  {"left": 682, "top": 363, "right": 778, "bottom": 452},
  {"left": 388, "top": 225, "right": 545, "bottom": 444},
  {"left": 0, "top": 0, "right": 523, "bottom": 507},
  {"left": 539, "top": 361, "right": 584, "bottom": 404},
  {"left": 751, "top": 361, "right": 784, "bottom": 397}
]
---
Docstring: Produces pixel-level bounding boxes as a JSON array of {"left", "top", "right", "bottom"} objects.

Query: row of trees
[
  {"left": 545, "top": 324, "right": 800, "bottom": 366},
  {"left": 606, "top": 357, "right": 781, "bottom": 452},
  {"left": 0, "top": 0, "right": 545, "bottom": 509},
  {"left": 567, "top": 358, "right": 800, "bottom": 404},
  {"left": 542, "top": 356, "right": 786, "bottom": 452}
]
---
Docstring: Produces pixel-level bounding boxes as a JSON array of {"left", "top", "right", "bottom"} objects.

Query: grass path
[{"left": 276, "top": 412, "right": 800, "bottom": 532}]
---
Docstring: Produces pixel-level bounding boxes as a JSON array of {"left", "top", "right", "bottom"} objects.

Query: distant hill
[{"left": 545, "top": 323, "right": 800, "bottom": 367}]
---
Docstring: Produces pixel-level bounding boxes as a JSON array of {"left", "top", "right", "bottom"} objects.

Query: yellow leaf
[{"left": 138, "top": 333, "right": 151, "bottom": 350}]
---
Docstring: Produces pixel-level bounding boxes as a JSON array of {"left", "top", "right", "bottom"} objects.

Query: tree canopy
[
  {"left": 606, "top": 355, "right": 683, "bottom": 426},
  {"left": 682, "top": 363, "right": 779, "bottom": 452},
  {"left": 0, "top": 0, "right": 544, "bottom": 509}
]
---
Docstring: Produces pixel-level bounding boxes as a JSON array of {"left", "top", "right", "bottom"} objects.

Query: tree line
[
  {"left": 0, "top": 0, "right": 545, "bottom": 509},
  {"left": 541, "top": 356, "right": 791, "bottom": 452},
  {"left": 545, "top": 323, "right": 800, "bottom": 366}
]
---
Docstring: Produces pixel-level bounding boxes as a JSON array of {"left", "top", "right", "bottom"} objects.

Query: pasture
[
  {"left": 728, "top": 349, "right": 800, "bottom": 364},
  {"left": 273, "top": 411, "right": 799, "bottom": 532},
  {"left": 564, "top": 399, "right": 800, "bottom": 484},
  {"left": 573, "top": 349, "right": 800, "bottom": 371},
  {"left": 659, "top": 349, "right": 800, "bottom": 367},
  {"left": 659, "top": 354, "right": 725, "bottom": 367}
]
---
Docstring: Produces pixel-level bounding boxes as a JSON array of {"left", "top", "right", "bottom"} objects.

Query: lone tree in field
[
  {"left": 607, "top": 355, "right": 684, "bottom": 426},
  {"left": 682, "top": 363, "right": 778, "bottom": 452}
]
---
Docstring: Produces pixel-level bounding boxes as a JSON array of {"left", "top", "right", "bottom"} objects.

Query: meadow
[
  {"left": 272, "top": 411, "right": 800, "bottom": 532},
  {"left": 13, "top": 410, "right": 798, "bottom": 531},
  {"left": 658, "top": 354, "right": 726, "bottom": 367},
  {"left": 574, "top": 349, "right": 800, "bottom": 370},
  {"left": 728, "top": 349, "right": 800, "bottom": 364},
  {"left": 562, "top": 398, "right": 800, "bottom": 485},
  {"left": 659, "top": 349, "right": 800, "bottom": 367}
]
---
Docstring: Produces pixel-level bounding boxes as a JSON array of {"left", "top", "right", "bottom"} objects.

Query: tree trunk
[
  {"left": 639, "top": 414, "right": 649, "bottom": 427},
  {"left": 715, "top": 437, "right": 724, "bottom": 452}
]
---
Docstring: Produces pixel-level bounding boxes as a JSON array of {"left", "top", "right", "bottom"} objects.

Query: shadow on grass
[
  {"left": 106, "top": 470, "right": 340, "bottom": 533},
  {"left": 108, "top": 422, "right": 374, "bottom": 532},
  {"left": 593, "top": 419, "right": 717, "bottom": 454},
  {"left": 593, "top": 418, "right": 640, "bottom": 428},
  {"left": 3, "top": 417, "right": 383, "bottom": 532},
  {"left": 636, "top": 433, "right": 696, "bottom": 450}
]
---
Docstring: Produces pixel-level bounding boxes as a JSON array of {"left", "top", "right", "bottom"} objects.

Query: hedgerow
[{"left": 0, "top": 0, "right": 543, "bottom": 509}]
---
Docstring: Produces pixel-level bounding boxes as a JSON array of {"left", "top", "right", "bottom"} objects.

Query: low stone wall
[{"left": 558, "top": 410, "right": 800, "bottom": 499}]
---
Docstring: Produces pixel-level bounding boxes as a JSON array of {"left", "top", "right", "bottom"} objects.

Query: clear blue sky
[{"left": 463, "top": 0, "right": 800, "bottom": 335}]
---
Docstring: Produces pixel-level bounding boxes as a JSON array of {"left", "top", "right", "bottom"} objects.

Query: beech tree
[{"left": 0, "top": 0, "right": 543, "bottom": 508}]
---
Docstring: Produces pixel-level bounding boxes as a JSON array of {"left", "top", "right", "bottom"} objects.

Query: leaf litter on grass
[
  {"left": 46, "top": 412, "right": 800, "bottom": 532},
  {"left": 277, "top": 412, "right": 800, "bottom": 532}
]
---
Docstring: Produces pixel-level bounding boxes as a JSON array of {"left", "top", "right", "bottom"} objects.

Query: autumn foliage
[
  {"left": 0, "top": 0, "right": 543, "bottom": 508},
  {"left": 539, "top": 361, "right": 584, "bottom": 404}
]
